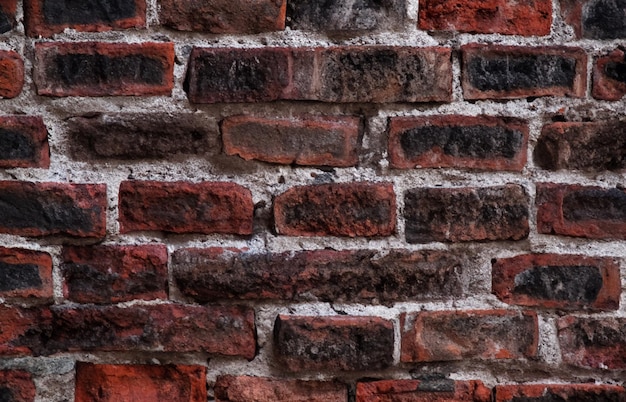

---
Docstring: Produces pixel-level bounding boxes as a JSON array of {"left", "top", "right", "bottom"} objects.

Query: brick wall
[{"left": 1, "top": 0, "right": 625, "bottom": 400}]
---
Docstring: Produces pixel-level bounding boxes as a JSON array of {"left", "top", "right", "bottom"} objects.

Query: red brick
[
  {"left": 0, "top": 370, "right": 36, "bottom": 402},
  {"left": 61, "top": 245, "right": 168, "bottom": 304},
  {"left": 34, "top": 42, "right": 174, "bottom": 97},
  {"left": 0, "top": 0, "right": 17, "bottom": 33},
  {"left": 536, "top": 183, "right": 626, "bottom": 240},
  {"left": 0, "top": 306, "right": 47, "bottom": 356},
  {"left": 388, "top": 115, "right": 528, "bottom": 171},
  {"left": 561, "top": 0, "right": 626, "bottom": 39},
  {"left": 462, "top": 45, "right": 587, "bottom": 100},
  {"left": 495, "top": 384, "right": 626, "bottom": 401},
  {"left": 274, "top": 315, "right": 394, "bottom": 372},
  {"left": 356, "top": 379, "right": 491, "bottom": 402},
  {"left": 492, "top": 254, "right": 620, "bottom": 310},
  {"left": 159, "top": 0, "right": 285, "bottom": 33},
  {"left": 558, "top": 316, "right": 626, "bottom": 369},
  {"left": 0, "top": 247, "right": 52, "bottom": 300},
  {"left": 401, "top": 310, "right": 538, "bottom": 362},
  {"left": 24, "top": 0, "right": 146, "bottom": 37},
  {"left": 274, "top": 183, "right": 396, "bottom": 237},
  {"left": 0, "top": 181, "right": 107, "bottom": 238},
  {"left": 75, "top": 363, "right": 207, "bottom": 402},
  {"left": 0, "top": 115, "right": 49, "bottom": 168},
  {"left": 593, "top": 48, "right": 626, "bottom": 101},
  {"left": 0, "top": 50, "right": 23, "bottom": 99},
  {"left": 172, "top": 248, "right": 469, "bottom": 304},
  {"left": 419, "top": 0, "right": 551, "bottom": 36},
  {"left": 221, "top": 115, "right": 360, "bottom": 167},
  {"left": 214, "top": 376, "right": 347, "bottom": 402}
]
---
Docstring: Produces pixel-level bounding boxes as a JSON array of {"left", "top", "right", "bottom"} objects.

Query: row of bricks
[
  {"left": 1, "top": 306, "right": 625, "bottom": 370},
  {"left": 3, "top": 113, "right": 625, "bottom": 173},
  {"left": 1, "top": 246, "right": 621, "bottom": 310},
  {"left": 0, "top": 181, "right": 624, "bottom": 241},
  {"left": 0, "top": 0, "right": 623, "bottom": 39},
  {"left": 2, "top": 44, "right": 626, "bottom": 101},
  {"left": 4, "top": 367, "right": 626, "bottom": 402}
]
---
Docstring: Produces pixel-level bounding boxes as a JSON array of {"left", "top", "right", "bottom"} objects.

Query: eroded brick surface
[{"left": 214, "top": 376, "right": 347, "bottom": 402}]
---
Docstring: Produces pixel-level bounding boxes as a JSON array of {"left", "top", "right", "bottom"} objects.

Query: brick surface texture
[{"left": 0, "top": 0, "right": 625, "bottom": 399}]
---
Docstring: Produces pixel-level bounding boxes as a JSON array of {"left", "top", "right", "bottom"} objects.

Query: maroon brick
[
  {"left": 274, "top": 183, "right": 396, "bottom": 237},
  {"left": 0, "top": 370, "right": 36, "bottom": 402},
  {"left": 75, "top": 363, "right": 207, "bottom": 402},
  {"left": 24, "top": 0, "right": 146, "bottom": 37},
  {"left": 0, "top": 181, "right": 107, "bottom": 238},
  {"left": 0, "top": 116, "right": 49, "bottom": 168},
  {"left": 0, "top": 50, "right": 23, "bottom": 99},
  {"left": 0, "top": 305, "right": 47, "bottom": 356},
  {"left": 419, "top": 0, "right": 551, "bottom": 36},
  {"left": 401, "top": 310, "right": 538, "bottom": 362},
  {"left": 404, "top": 184, "right": 529, "bottom": 243},
  {"left": 172, "top": 248, "right": 469, "bottom": 304},
  {"left": 214, "top": 376, "right": 347, "bottom": 402},
  {"left": 118, "top": 181, "right": 254, "bottom": 235},
  {"left": 462, "top": 45, "right": 587, "bottom": 100},
  {"left": 593, "top": 48, "right": 626, "bottom": 101},
  {"left": 495, "top": 384, "right": 626, "bottom": 401},
  {"left": 274, "top": 315, "right": 394, "bottom": 372},
  {"left": 558, "top": 316, "right": 626, "bottom": 369},
  {"left": 159, "top": 0, "right": 285, "bottom": 33},
  {"left": 221, "top": 115, "right": 360, "bottom": 167},
  {"left": 0, "top": 0, "right": 17, "bottom": 33},
  {"left": 561, "top": 0, "right": 626, "bottom": 39},
  {"left": 61, "top": 245, "right": 168, "bottom": 304},
  {"left": 388, "top": 115, "right": 528, "bottom": 171},
  {"left": 492, "top": 254, "right": 621, "bottom": 310},
  {"left": 0, "top": 247, "right": 52, "bottom": 300},
  {"left": 356, "top": 379, "right": 491, "bottom": 402},
  {"left": 537, "top": 183, "right": 626, "bottom": 240},
  {"left": 34, "top": 42, "right": 174, "bottom": 97}
]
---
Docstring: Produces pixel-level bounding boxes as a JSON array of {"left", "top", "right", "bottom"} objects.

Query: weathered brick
[
  {"left": 401, "top": 310, "right": 538, "bottom": 362},
  {"left": 0, "top": 181, "right": 107, "bottom": 238},
  {"left": 24, "top": 0, "right": 146, "bottom": 37},
  {"left": 388, "top": 115, "right": 528, "bottom": 171},
  {"left": 0, "top": 247, "right": 52, "bottom": 300},
  {"left": 274, "top": 183, "right": 396, "bottom": 237},
  {"left": 404, "top": 185, "right": 529, "bottom": 243},
  {"left": 61, "top": 245, "right": 168, "bottom": 304},
  {"left": 593, "top": 48, "right": 626, "bottom": 101},
  {"left": 214, "top": 376, "right": 348, "bottom": 402},
  {"left": 419, "top": 0, "right": 551, "bottom": 36},
  {"left": 118, "top": 181, "right": 254, "bottom": 235},
  {"left": 172, "top": 248, "right": 468, "bottom": 304},
  {"left": 561, "top": 0, "right": 626, "bottom": 39},
  {"left": 0, "top": 50, "right": 23, "bottom": 99},
  {"left": 34, "top": 42, "right": 174, "bottom": 97},
  {"left": 287, "top": 0, "right": 405, "bottom": 32},
  {"left": 356, "top": 379, "right": 491, "bottom": 402},
  {"left": 67, "top": 113, "right": 219, "bottom": 160},
  {"left": 462, "top": 45, "right": 587, "bottom": 100},
  {"left": 274, "top": 315, "right": 394, "bottom": 372},
  {"left": 0, "top": 116, "right": 49, "bottom": 168},
  {"left": 0, "top": 370, "right": 36, "bottom": 402},
  {"left": 492, "top": 254, "right": 621, "bottom": 310},
  {"left": 159, "top": 0, "right": 285, "bottom": 33},
  {"left": 536, "top": 183, "right": 626, "bottom": 239},
  {"left": 222, "top": 115, "right": 360, "bottom": 167},
  {"left": 558, "top": 316, "right": 626, "bottom": 369},
  {"left": 75, "top": 363, "right": 207, "bottom": 402},
  {"left": 0, "top": 0, "right": 16, "bottom": 33},
  {"left": 0, "top": 306, "right": 47, "bottom": 356},
  {"left": 495, "top": 384, "right": 626, "bottom": 401}
]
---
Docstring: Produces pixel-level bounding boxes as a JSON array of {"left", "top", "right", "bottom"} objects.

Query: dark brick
[
  {"left": 0, "top": 247, "right": 52, "bottom": 300},
  {"left": 404, "top": 184, "right": 529, "bottom": 243},
  {"left": 75, "top": 363, "right": 207, "bottom": 402},
  {"left": 492, "top": 254, "right": 621, "bottom": 310},
  {"left": 462, "top": 45, "right": 587, "bottom": 99},
  {"left": 0, "top": 181, "right": 107, "bottom": 238},
  {"left": 172, "top": 248, "right": 468, "bottom": 304},
  {"left": 67, "top": 113, "right": 219, "bottom": 160},
  {"left": 0, "top": 50, "right": 23, "bottom": 99},
  {"left": 558, "top": 316, "right": 626, "bottom": 369},
  {"left": 0, "top": 0, "right": 16, "bottom": 33},
  {"left": 0, "top": 370, "right": 36, "bottom": 402},
  {"left": 34, "top": 42, "right": 174, "bottom": 97},
  {"left": 61, "top": 245, "right": 168, "bottom": 304},
  {"left": 0, "top": 306, "right": 47, "bottom": 356},
  {"left": 593, "top": 48, "right": 626, "bottom": 101},
  {"left": 584, "top": 0, "right": 626, "bottom": 39},
  {"left": 401, "top": 310, "right": 538, "bottom": 362},
  {"left": 287, "top": 0, "right": 405, "bottom": 32},
  {"left": 274, "top": 315, "right": 394, "bottom": 372},
  {"left": 214, "top": 376, "right": 347, "bottom": 402},
  {"left": 0, "top": 116, "right": 49, "bottom": 169},
  {"left": 357, "top": 379, "right": 491, "bottom": 402},
  {"left": 274, "top": 183, "right": 396, "bottom": 237},
  {"left": 389, "top": 115, "right": 528, "bottom": 170},
  {"left": 495, "top": 384, "right": 626, "bottom": 401}
]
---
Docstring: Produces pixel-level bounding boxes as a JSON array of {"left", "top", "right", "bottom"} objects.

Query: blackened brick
[
  {"left": 561, "top": 0, "right": 626, "bottom": 39},
  {"left": 558, "top": 316, "right": 626, "bottom": 369},
  {"left": 0, "top": 116, "right": 49, "bottom": 168},
  {"left": 0, "top": 0, "right": 17, "bottom": 33},
  {"left": 357, "top": 379, "right": 491, "bottom": 402},
  {"left": 0, "top": 370, "right": 36, "bottom": 402},
  {"left": 0, "top": 247, "right": 52, "bottom": 300},
  {"left": 593, "top": 48, "right": 626, "bottom": 101}
]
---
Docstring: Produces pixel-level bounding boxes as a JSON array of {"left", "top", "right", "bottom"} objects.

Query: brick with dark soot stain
[
  {"left": 356, "top": 379, "right": 492, "bottom": 402},
  {"left": 592, "top": 48, "right": 626, "bottom": 100},
  {"left": 0, "top": 247, "right": 52, "bottom": 300},
  {"left": 0, "top": 116, "right": 49, "bottom": 168},
  {"left": 558, "top": 316, "right": 626, "bottom": 369},
  {"left": 0, "top": 0, "right": 16, "bottom": 33},
  {"left": 0, "top": 370, "right": 36, "bottom": 402}
]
